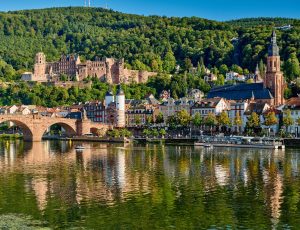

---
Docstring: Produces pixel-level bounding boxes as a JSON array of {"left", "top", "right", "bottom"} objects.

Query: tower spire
[
  {"left": 268, "top": 30, "right": 279, "bottom": 56},
  {"left": 255, "top": 63, "right": 259, "bottom": 74},
  {"left": 271, "top": 30, "right": 277, "bottom": 44}
]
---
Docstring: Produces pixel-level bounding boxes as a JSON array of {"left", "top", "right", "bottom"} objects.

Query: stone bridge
[{"left": 0, "top": 114, "right": 111, "bottom": 141}]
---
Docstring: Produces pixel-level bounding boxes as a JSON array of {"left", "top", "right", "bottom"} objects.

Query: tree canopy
[{"left": 0, "top": 8, "right": 299, "bottom": 102}]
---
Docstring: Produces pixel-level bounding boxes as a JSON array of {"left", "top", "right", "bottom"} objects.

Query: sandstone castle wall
[{"left": 22, "top": 53, "right": 157, "bottom": 85}]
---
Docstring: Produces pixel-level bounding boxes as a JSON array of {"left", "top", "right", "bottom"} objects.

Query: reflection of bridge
[{"left": 0, "top": 114, "right": 110, "bottom": 141}]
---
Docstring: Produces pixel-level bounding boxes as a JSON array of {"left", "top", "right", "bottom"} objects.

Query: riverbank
[
  {"left": 284, "top": 138, "right": 300, "bottom": 148},
  {"left": 39, "top": 135, "right": 300, "bottom": 149},
  {"left": 0, "top": 134, "right": 23, "bottom": 140},
  {"left": 43, "top": 135, "right": 131, "bottom": 143}
]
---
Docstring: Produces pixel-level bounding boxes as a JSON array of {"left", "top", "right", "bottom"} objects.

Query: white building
[
  {"left": 204, "top": 73, "right": 217, "bottom": 83},
  {"left": 283, "top": 97, "right": 300, "bottom": 136},
  {"left": 191, "top": 97, "right": 229, "bottom": 117},
  {"left": 225, "top": 71, "right": 246, "bottom": 82}
]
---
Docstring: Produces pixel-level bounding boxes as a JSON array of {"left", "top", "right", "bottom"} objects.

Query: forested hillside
[{"left": 0, "top": 7, "right": 299, "bottom": 106}]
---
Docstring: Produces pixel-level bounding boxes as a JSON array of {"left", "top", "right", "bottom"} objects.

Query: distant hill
[
  {"left": 0, "top": 7, "right": 299, "bottom": 82},
  {"left": 226, "top": 17, "right": 298, "bottom": 27}
]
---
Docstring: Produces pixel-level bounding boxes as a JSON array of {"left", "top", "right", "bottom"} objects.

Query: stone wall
[{"left": 22, "top": 53, "right": 158, "bottom": 85}]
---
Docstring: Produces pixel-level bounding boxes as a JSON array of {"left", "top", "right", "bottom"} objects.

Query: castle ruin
[{"left": 21, "top": 53, "right": 157, "bottom": 84}]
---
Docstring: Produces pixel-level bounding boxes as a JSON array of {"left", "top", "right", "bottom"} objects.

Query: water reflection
[{"left": 0, "top": 141, "right": 299, "bottom": 228}]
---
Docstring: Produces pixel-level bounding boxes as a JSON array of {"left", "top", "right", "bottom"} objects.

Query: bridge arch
[
  {"left": 0, "top": 118, "right": 34, "bottom": 141},
  {"left": 42, "top": 121, "right": 77, "bottom": 139}
]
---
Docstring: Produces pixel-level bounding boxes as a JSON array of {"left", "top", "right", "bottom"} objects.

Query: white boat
[
  {"left": 204, "top": 144, "right": 213, "bottom": 148},
  {"left": 194, "top": 136, "right": 285, "bottom": 150},
  {"left": 75, "top": 145, "right": 85, "bottom": 150}
]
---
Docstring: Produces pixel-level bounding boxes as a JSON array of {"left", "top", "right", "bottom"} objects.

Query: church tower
[{"left": 264, "top": 31, "right": 285, "bottom": 106}]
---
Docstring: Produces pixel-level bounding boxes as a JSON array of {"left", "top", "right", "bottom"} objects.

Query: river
[{"left": 0, "top": 140, "right": 299, "bottom": 229}]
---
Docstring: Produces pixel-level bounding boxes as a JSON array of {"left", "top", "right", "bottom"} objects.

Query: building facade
[
  {"left": 83, "top": 101, "right": 106, "bottom": 123},
  {"left": 125, "top": 95, "right": 160, "bottom": 127},
  {"left": 159, "top": 97, "right": 194, "bottom": 122}
]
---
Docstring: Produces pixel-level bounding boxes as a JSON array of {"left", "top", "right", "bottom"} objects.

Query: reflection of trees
[
  {"left": 1, "top": 141, "right": 300, "bottom": 228},
  {"left": 279, "top": 150, "right": 300, "bottom": 227}
]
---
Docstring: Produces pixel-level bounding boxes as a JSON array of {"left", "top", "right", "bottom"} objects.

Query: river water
[{"left": 0, "top": 140, "right": 299, "bottom": 229}]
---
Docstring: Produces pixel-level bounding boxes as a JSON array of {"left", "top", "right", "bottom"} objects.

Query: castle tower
[
  {"left": 115, "top": 85, "right": 126, "bottom": 127},
  {"left": 33, "top": 52, "right": 47, "bottom": 81},
  {"left": 105, "top": 58, "right": 113, "bottom": 84},
  {"left": 105, "top": 88, "right": 115, "bottom": 106},
  {"left": 264, "top": 31, "right": 285, "bottom": 106},
  {"left": 117, "top": 58, "right": 125, "bottom": 83}
]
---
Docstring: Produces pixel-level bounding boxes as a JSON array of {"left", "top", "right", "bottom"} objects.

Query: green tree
[
  {"left": 155, "top": 112, "right": 164, "bottom": 124},
  {"left": 167, "top": 115, "right": 178, "bottom": 130},
  {"left": 183, "top": 58, "right": 193, "bottom": 71},
  {"left": 146, "top": 116, "right": 153, "bottom": 125},
  {"left": 177, "top": 110, "right": 191, "bottom": 127},
  {"left": 258, "top": 59, "right": 266, "bottom": 80},
  {"left": 60, "top": 74, "right": 68, "bottom": 82},
  {"left": 159, "top": 129, "right": 167, "bottom": 138},
  {"left": 119, "top": 128, "right": 132, "bottom": 137},
  {"left": 204, "top": 112, "right": 218, "bottom": 135},
  {"left": 219, "top": 64, "right": 229, "bottom": 75},
  {"left": 135, "top": 116, "right": 142, "bottom": 126},
  {"left": 163, "top": 50, "right": 176, "bottom": 73},
  {"left": 192, "top": 112, "right": 202, "bottom": 127},
  {"left": 264, "top": 112, "right": 278, "bottom": 127},
  {"left": 205, "top": 112, "right": 218, "bottom": 127},
  {"left": 218, "top": 111, "right": 231, "bottom": 127},
  {"left": 143, "top": 129, "right": 151, "bottom": 137},
  {"left": 151, "top": 128, "right": 159, "bottom": 137},
  {"left": 234, "top": 113, "right": 243, "bottom": 134},
  {"left": 231, "top": 64, "right": 243, "bottom": 74},
  {"left": 215, "top": 74, "right": 225, "bottom": 86},
  {"left": 246, "top": 112, "right": 261, "bottom": 135},
  {"left": 264, "top": 112, "right": 278, "bottom": 135},
  {"left": 285, "top": 53, "right": 300, "bottom": 81},
  {"left": 283, "top": 109, "right": 294, "bottom": 132},
  {"left": 107, "top": 129, "right": 120, "bottom": 138}
]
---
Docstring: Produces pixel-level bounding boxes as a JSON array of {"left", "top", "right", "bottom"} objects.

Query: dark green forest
[{"left": 0, "top": 7, "right": 300, "bottom": 106}]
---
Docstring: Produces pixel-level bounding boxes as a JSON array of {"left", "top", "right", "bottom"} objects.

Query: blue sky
[{"left": 0, "top": 0, "right": 299, "bottom": 21}]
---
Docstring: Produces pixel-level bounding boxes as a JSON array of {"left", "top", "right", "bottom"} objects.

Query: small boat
[
  {"left": 75, "top": 145, "right": 85, "bottom": 150},
  {"left": 204, "top": 144, "right": 213, "bottom": 148}
]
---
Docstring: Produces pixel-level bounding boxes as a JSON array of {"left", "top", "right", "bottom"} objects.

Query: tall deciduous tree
[
  {"left": 192, "top": 112, "right": 202, "bottom": 127},
  {"left": 246, "top": 112, "right": 261, "bottom": 134},
  {"left": 283, "top": 109, "right": 294, "bottom": 131},
  {"left": 264, "top": 112, "right": 278, "bottom": 127},
  {"left": 163, "top": 50, "right": 176, "bottom": 73},
  {"left": 218, "top": 111, "right": 231, "bottom": 127},
  {"left": 285, "top": 53, "right": 300, "bottom": 81},
  {"left": 177, "top": 110, "right": 191, "bottom": 127},
  {"left": 155, "top": 112, "right": 164, "bottom": 124},
  {"left": 205, "top": 112, "right": 218, "bottom": 127},
  {"left": 234, "top": 113, "right": 243, "bottom": 134}
]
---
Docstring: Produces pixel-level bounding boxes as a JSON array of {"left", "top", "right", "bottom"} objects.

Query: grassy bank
[{"left": 0, "top": 134, "right": 23, "bottom": 140}]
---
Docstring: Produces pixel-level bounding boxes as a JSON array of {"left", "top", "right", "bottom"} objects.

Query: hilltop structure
[
  {"left": 208, "top": 31, "right": 285, "bottom": 107},
  {"left": 21, "top": 53, "right": 157, "bottom": 84}
]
